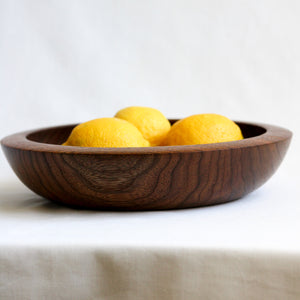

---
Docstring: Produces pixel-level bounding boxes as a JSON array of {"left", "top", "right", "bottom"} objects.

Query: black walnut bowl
[{"left": 1, "top": 120, "right": 292, "bottom": 210}]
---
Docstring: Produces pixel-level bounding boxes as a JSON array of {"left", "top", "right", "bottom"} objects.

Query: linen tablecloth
[{"left": 0, "top": 169, "right": 299, "bottom": 300}]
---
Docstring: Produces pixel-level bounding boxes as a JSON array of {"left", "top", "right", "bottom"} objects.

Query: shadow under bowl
[{"left": 1, "top": 121, "right": 292, "bottom": 210}]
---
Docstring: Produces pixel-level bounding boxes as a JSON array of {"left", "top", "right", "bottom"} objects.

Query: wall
[{"left": 1, "top": 0, "right": 299, "bottom": 178}]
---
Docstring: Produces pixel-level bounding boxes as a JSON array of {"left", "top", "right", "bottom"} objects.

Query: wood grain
[{"left": 1, "top": 121, "right": 292, "bottom": 210}]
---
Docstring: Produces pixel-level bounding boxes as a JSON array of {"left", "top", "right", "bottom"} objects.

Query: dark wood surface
[{"left": 1, "top": 121, "right": 292, "bottom": 210}]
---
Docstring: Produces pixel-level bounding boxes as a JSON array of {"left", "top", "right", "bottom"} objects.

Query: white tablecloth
[{"left": 1, "top": 168, "right": 299, "bottom": 300}]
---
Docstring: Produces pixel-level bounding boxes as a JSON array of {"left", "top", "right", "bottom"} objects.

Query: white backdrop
[{"left": 1, "top": 0, "right": 299, "bottom": 178}]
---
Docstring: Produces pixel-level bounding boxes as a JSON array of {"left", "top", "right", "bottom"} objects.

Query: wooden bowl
[{"left": 1, "top": 121, "right": 292, "bottom": 210}]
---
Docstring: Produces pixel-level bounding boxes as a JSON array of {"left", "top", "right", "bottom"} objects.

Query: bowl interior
[{"left": 26, "top": 121, "right": 267, "bottom": 146}]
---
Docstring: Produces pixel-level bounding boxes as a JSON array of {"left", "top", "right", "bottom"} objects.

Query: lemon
[
  {"left": 162, "top": 113, "right": 243, "bottom": 146},
  {"left": 115, "top": 106, "right": 171, "bottom": 146},
  {"left": 62, "top": 117, "right": 150, "bottom": 148}
]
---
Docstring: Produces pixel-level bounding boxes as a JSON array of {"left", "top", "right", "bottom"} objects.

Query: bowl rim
[{"left": 1, "top": 121, "right": 292, "bottom": 155}]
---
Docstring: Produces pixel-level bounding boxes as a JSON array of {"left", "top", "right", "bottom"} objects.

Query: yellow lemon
[
  {"left": 115, "top": 106, "right": 171, "bottom": 146},
  {"left": 162, "top": 113, "right": 243, "bottom": 146},
  {"left": 62, "top": 117, "right": 150, "bottom": 148}
]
